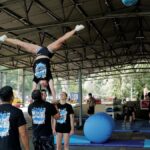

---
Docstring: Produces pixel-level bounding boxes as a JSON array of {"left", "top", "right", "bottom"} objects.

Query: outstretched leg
[
  {"left": 47, "top": 24, "right": 85, "bottom": 52},
  {"left": 0, "top": 35, "right": 41, "bottom": 54}
]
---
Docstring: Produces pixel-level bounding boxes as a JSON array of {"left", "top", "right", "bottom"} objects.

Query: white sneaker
[
  {"left": 75, "top": 24, "right": 85, "bottom": 32},
  {"left": 0, "top": 35, "right": 7, "bottom": 42}
]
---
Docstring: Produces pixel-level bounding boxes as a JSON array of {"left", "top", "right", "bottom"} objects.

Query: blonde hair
[{"left": 62, "top": 92, "right": 68, "bottom": 97}]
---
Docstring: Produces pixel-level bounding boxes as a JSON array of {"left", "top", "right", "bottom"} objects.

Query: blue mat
[
  {"left": 54, "top": 135, "right": 90, "bottom": 144},
  {"left": 144, "top": 139, "right": 150, "bottom": 148},
  {"left": 92, "top": 139, "right": 144, "bottom": 148},
  {"left": 54, "top": 135, "right": 144, "bottom": 148}
]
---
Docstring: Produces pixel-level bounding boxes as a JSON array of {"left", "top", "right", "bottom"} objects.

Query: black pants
[
  {"left": 88, "top": 106, "right": 95, "bottom": 115},
  {"left": 33, "top": 135, "right": 54, "bottom": 150}
]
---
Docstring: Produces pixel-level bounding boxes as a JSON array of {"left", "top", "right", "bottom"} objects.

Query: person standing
[
  {"left": 0, "top": 25, "right": 85, "bottom": 102},
  {"left": 53, "top": 92, "right": 74, "bottom": 150},
  {"left": 28, "top": 89, "right": 60, "bottom": 150},
  {"left": 87, "top": 93, "right": 96, "bottom": 115},
  {"left": 144, "top": 84, "right": 149, "bottom": 99},
  {"left": 0, "top": 86, "right": 29, "bottom": 150}
]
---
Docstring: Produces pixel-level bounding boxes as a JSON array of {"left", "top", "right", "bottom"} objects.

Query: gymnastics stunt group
[{"left": 0, "top": 24, "right": 85, "bottom": 150}]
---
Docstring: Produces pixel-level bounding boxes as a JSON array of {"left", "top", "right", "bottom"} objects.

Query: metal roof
[{"left": 0, "top": 0, "right": 150, "bottom": 79}]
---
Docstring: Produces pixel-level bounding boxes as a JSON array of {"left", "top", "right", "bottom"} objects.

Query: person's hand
[
  {"left": 69, "top": 129, "right": 74, "bottom": 136},
  {"left": 54, "top": 113, "right": 61, "bottom": 119},
  {"left": 74, "top": 25, "right": 85, "bottom": 32},
  {"left": 51, "top": 100, "right": 59, "bottom": 104},
  {"left": 53, "top": 129, "right": 56, "bottom": 135}
]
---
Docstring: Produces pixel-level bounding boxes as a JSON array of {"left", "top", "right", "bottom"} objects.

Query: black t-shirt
[
  {"left": 0, "top": 104, "right": 26, "bottom": 150},
  {"left": 33, "top": 47, "right": 54, "bottom": 84},
  {"left": 28, "top": 101, "right": 57, "bottom": 137},
  {"left": 33, "top": 58, "right": 53, "bottom": 84},
  {"left": 56, "top": 103, "right": 74, "bottom": 133}
]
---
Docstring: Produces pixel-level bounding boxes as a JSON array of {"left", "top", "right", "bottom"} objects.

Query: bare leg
[
  {"left": 63, "top": 133, "right": 70, "bottom": 150},
  {"left": 132, "top": 112, "right": 135, "bottom": 121},
  {"left": 56, "top": 133, "right": 63, "bottom": 150},
  {"left": 49, "top": 79, "right": 56, "bottom": 101},
  {"left": 129, "top": 116, "right": 132, "bottom": 123},
  {"left": 5, "top": 38, "right": 41, "bottom": 54},
  {"left": 47, "top": 30, "right": 77, "bottom": 102},
  {"left": 48, "top": 24, "right": 85, "bottom": 51},
  {"left": 47, "top": 29, "right": 76, "bottom": 52}
]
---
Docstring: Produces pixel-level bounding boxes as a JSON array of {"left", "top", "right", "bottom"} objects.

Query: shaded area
[{"left": 0, "top": 0, "right": 150, "bottom": 79}]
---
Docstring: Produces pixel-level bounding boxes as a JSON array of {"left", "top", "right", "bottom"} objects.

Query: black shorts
[
  {"left": 56, "top": 124, "right": 71, "bottom": 133},
  {"left": 88, "top": 106, "right": 95, "bottom": 115},
  {"left": 33, "top": 58, "right": 53, "bottom": 84},
  {"left": 37, "top": 47, "right": 54, "bottom": 58},
  {"left": 33, "top": 135, "right": 54, "bottom": 150}
]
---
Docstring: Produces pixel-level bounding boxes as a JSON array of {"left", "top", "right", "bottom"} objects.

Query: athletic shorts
[
  {"left": 33, "top": 135, "right": 54, "bottom": 150},
  {"left": 37, "top": 47, "right": 54, "bottom": 58}
]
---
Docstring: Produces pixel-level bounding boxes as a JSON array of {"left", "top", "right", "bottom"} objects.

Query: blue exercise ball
[
  {"left": 121, "top": 0, "right": 138, "bottom": 6},
  {"left": 95, "top": 112, "right": 115, "bottom": 130},
  {"left": 84, "top": 112, "right": 115, "bottom": 143}
]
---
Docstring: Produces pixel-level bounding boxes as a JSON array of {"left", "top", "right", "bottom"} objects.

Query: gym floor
[{"left": 22, "top": 107, "right": 150, "bottom": 150}]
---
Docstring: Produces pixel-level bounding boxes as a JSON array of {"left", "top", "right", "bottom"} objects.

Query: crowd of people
[
  {"left": 0, "top": 86, "right": 96, "bottom": 150},
  {"left": 0, "top": 24, "right": 84, "bottom": 150},
  {"left": 0, "top": 86, "right": 74, "bottom": 150}
]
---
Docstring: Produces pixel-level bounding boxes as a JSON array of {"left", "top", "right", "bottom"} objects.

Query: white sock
[
  {"left": 74, "top": 24, "right": 85, "bottom": 32},
  {"left": 0, "top": 35, "right": 7, "bottom": 42}
]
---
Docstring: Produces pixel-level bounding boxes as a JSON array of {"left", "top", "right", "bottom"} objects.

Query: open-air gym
[{"left": 1, "top": 0, "right": 150, "bottom": 150}]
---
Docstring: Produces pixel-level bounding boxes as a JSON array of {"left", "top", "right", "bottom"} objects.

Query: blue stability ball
[
  {"left": 95, "top": 112, "right": 115, "bottom": 130},
  {"left": 83, "top": 112, "right": 115, "bottom": 143},
  {"left": 121, "top": 0, "right": 138, "bottom": 6}
]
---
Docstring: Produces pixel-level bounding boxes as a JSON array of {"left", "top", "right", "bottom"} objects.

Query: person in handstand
[{"left": 0, "top": 25, "right": 85, "bottom": 102}]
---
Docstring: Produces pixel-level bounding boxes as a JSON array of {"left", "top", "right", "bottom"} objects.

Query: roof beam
[{"left": 0, "top": 11, "right": 150, "bottom": 32}]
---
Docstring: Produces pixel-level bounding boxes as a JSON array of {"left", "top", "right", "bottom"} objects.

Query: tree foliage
[{"left": 1, "top": 66, "right": 150, "bottom": 101}]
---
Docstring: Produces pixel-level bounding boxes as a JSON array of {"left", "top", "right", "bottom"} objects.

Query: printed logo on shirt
[
  {"left": 32, "top": 107, "right": 46, "bottom": 124},
  {"left": 0, "top": 112, "right": 10, "bottom": 137},
  {"left": 35, "top": 62, "right": 47, "bottom": 79},
  {"left": 57, "top": 108, "right": 67, "bottom": 124}
]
